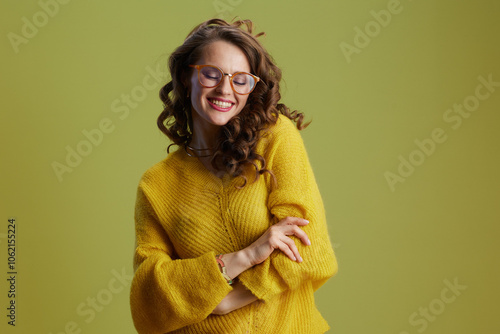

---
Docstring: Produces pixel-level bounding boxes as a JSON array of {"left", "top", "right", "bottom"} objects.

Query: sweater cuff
[{"left": 236, "top": 255, "right": 282, "bottom": 303}]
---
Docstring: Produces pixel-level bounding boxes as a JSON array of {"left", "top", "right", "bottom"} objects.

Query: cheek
[
  {"left": 190, "top": 85, "right": 206, "bottom": 106},
  {"left": 189, "top": 76, "right": 203, "bottom": 96},
  {"left": 236, "top": 96, "right": 249, "bottom": 109}
]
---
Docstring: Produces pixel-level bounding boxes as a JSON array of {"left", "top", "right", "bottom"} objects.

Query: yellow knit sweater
[{"left": 130, "top": 115, "right": 338, "bottom": 333}]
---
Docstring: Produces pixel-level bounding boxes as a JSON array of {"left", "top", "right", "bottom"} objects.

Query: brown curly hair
[{"left": 157, "top": 18, "right": 308, "bottom": 187}]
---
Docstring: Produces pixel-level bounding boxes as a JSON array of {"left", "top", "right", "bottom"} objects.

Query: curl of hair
[{"left": 157, "top": 18, "right": 309, "bottom": 187}]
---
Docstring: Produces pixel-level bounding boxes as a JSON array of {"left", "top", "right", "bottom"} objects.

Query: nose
[{"left": 216, "top": 75, "right": 232, "bottom": 95}]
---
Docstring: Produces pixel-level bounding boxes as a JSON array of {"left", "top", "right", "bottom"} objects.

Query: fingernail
[
  {"left": 292, "top": 256, "right": 297, "bottom": 261},
  {"left": 298, "top": 256, "right": 303, "bottom": 262},
  {"left": 305, "top": 220, "right": 309, "bottom": 224},
  {"left": 307, "top": 239, "right": 311, "bottom": 246}
]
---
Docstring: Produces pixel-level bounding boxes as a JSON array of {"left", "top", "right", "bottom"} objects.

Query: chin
[
  {"left": 207, "top": 114, "right": 236, "bottom": 127},
  {"left": 205, "top": 108, "right": 241, "bottom": 126}
]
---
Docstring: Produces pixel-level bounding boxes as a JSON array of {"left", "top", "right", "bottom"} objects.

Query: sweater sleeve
[
  {"left": 237, "top": 116, "right": 338, "bottom": 302},
  {"left": 130, "top": 183, "right": 233, "bottom": 334}
]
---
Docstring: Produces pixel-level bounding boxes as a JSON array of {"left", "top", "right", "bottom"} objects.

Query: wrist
[
  {"left": 216, "top": 253, "right": 233, "bottom": 285},
  {"left": 222, "top": 249, "right": 253, "bottom": 280},
  {"left": 237, "top": 248, "right": 254, "bottom": 271}
]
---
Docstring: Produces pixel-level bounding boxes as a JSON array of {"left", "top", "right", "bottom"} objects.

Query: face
[{"left": 188, "top": 40, "right": 251, "bottom": 136}]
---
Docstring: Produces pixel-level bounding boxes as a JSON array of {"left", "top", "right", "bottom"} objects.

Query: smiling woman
[
  {"left": 188, "top": 40, "right": 253, "bottom": 144},
  {"left": 130, "top": 18, "right": 338, "bottom": 334}
]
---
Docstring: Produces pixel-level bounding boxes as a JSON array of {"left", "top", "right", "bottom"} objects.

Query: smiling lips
[{"left": 207, "top": 98, "right": 234, "bottom": 111}]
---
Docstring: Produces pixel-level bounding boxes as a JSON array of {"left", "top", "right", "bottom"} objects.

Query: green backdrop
[{"left": 1, "top": 0, "right": 499, "bottom": 333}]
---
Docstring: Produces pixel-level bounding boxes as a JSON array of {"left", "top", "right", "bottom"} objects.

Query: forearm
[
  {"left": 220, "top": 215, "right": 310, "bottom": 282},
  {"left": 210, "top": 249, "right": 259, "bottom": 315},
  {"left": 211, "top": 281, "right": 258, "bottom": 315},
  {"left": 212, "top": 218, "right": 311, "bottom": 314}
]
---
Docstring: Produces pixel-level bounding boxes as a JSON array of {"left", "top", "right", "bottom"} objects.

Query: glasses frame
[{"left": 189, "top": 64, "right": 261, "bottom": 95}]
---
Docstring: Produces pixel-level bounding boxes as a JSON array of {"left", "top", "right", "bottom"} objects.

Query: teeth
[{"left": 210, "top": 99, "right": 232, "bottom": 108}]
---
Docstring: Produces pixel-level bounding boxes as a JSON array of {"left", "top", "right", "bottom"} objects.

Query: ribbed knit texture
[{"left": 130, "top": 115, "right": 338, "bottom": 333}]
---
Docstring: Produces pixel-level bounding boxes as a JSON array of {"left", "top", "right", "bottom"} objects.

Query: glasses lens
[
  {"left": 199, "top": 66, "right": 222, "bottom": 87},
  {"left": 232, "top": 73, "right": 255, "bottom": 94}
]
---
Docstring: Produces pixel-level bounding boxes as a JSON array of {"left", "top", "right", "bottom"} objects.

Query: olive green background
[{"left": 1, "top": 0, "right": 499, "bottom": 333}]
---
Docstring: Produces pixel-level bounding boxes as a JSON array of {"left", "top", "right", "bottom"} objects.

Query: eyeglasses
[{"left": 189, "top": 64, "right": 260, "bottom": 95}]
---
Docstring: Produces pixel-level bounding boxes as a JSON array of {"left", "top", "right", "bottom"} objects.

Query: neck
[{"left": 190, "top": 122, "right": 220, "bottom": 151}]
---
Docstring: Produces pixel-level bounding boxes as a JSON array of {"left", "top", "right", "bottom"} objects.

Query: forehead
[{"left": 198, "top": 40, "right": 251, "bottom": 73}]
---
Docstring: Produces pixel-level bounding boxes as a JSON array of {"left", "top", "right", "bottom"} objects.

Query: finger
[
  {"left": 282, "top": 225, "right": 311, "bottom": 246},
  {"left": 279, "top": 216, "right": 309, "bottom": 226},
  {"left": 276, "top": 240, "right": 298, "bottom": 261},
  {"left": 292, "top": 225, "right": 311, "bottom": 246},
  {"left": 280, "top": 236, "right": 303, "bottom": 262}
]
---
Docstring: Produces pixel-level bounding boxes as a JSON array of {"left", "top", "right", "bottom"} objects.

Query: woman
[{"left": 130, "top": 18, "right": 338, "bottom": 333}]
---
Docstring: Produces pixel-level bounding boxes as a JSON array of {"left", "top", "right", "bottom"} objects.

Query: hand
[
  {"left": 244, "top": 217, "right": 311, "bottom": 266},
  {"left": 217, "top": 217, "right": 311, "bottom": 284}
]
